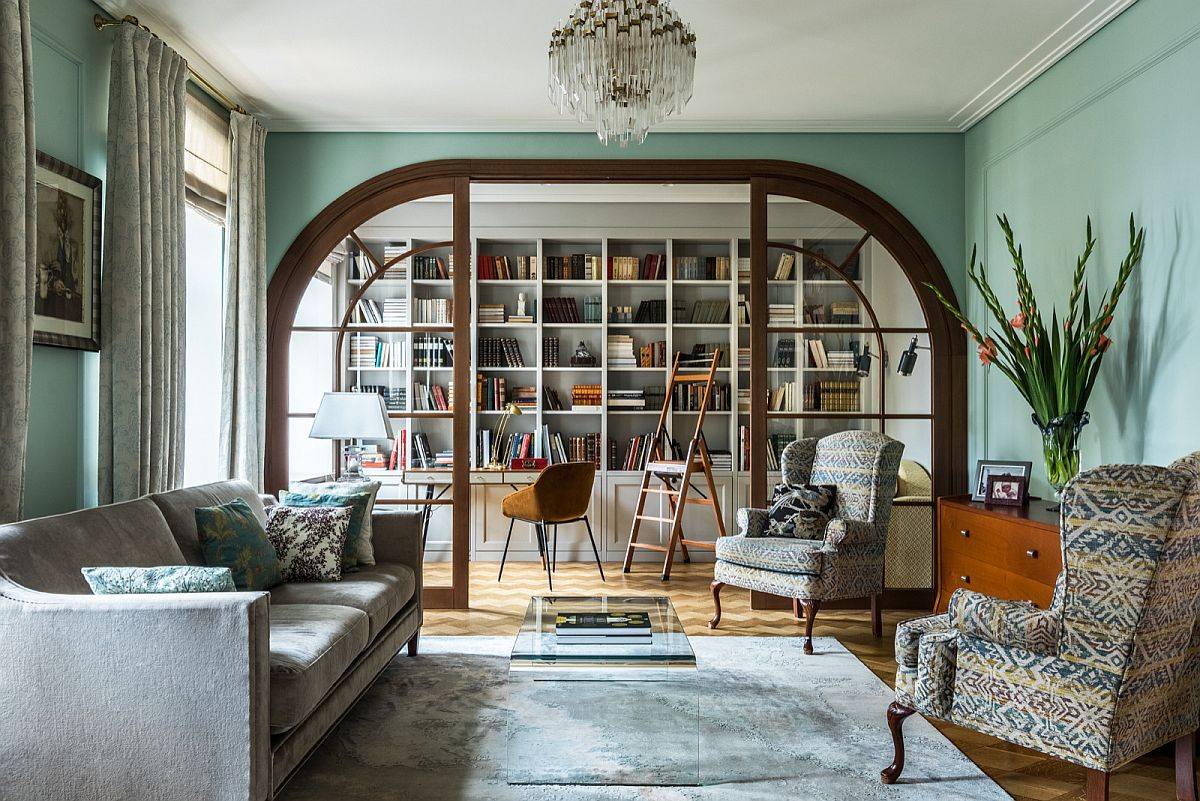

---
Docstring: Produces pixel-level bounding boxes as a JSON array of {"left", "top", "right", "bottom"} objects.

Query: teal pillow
[
  {"left": 195, "top": 498, "right": 282, "bottom": 590},
  {"left": 290, "top": 480, "right": 381, "bottom": 566},
  {"left": 82, "top": 566, "right": 236, "bottom": 594},
  {"left": 279, "top": 490, "right": 372, "bottom": 570}
]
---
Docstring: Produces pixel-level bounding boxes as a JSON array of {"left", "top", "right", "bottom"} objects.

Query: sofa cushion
[
  {"left": 269, "top": 604, "right": 370, "bottom": 733},
  {"left": 0, "top": 498, "right": 183, "bottom": 594},
  {"left": 269, "top": 563, "right": 417, "bottom": 641},
  {"left": 265, "top": 505, "right": 352, "bottom": 583},
  {"left": 715, "top": 534, "right": 824, "bottom": 575},
  {"left": 196, "top": 499, "right": 282, "bottom": 591},
  {"left": 150, "top": 480, "right": 268, "bottom": 565},
  {"left": 278, "top": 489, "right": 371, "bottom": 571},
  {"left": 289, "top": 480, "right": 381, "bottom": 567}
]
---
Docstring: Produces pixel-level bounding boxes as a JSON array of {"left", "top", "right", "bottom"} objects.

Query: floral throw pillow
[
  {"left": 195, "top": 498, "right": 282, "bottom": 590},
  {"left": 279, "top": 488, "right": 374, "bottom": 571},
  {"left": 266, "top": 505, "right": 353, "bottom": 583},
  {"left": 289, "top": 481, "right": 381, "bottom": 567},
  {"left": 81, "top": 566, "right": 236, "bottom": 594},
  {"left": 765, "top": 483, "right": 838, "bottom": 539}
]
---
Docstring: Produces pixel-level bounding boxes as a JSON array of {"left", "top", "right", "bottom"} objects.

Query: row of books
[
  {"left": 413, "top": 298, "right": 452, "bottom": 324},
  {"left": 677, "top": 343, "right": 726, "bottom": 367},
  {"left": 353, "top": 298, "right": 407, "bottom": 325},
  {"left": 807, "top": 339, "right": 855, "bottom": 369},
  {"left": 774, "top": 338, "right": 797, "bottom": 368},
  {"left": 477, "top": 254, "right": 536, "bottom": 280},
  {"left": 355, "top": 385, "right": 406, "bottom": 412},
  {"left": 609, "top": 299, "right": 666, "bottom": 324},
  {"left": 478, "top": 337, "right": 526, "bottom": 367},
  {"left": 412, "top": 254, "right": 453, "bottom": 280},
  {"left": 350, "top": 334, "right": 405, "bottom": 368},
  {"left": 673, "top": 381, "right": 731, "bottom": 411},
  {"left": 736, "top": 428, "right": 794, "bottom": 471},
  {"left": 807, "top": 380, "right": 861, "bottom": 412},
  {"left": 678, "top": 299, "right": 729, "bottom": 324},
  {"left": 543, "top": 297, "right": 582, "bottom": 323},
  {"left": 545, "top": 254, "right": 602, "bottom": 280},
  {"left": 674, "top": 255, "right": 731, "bottom": 281},
  {"left": 638, "top": 340, "right": 667, "bottom": 368},
  {"left": 413, "top": 382, "right": 451, "bottom": 411},
  {"left": 608, "top": 253, "right": 666, "bottom": 280},
  {"left": 617, "top": 433, "right": 682, "bottom": 471},
  {"left": 571, "top": 384, "right": 602, "bottom": 410},
  {"left": 476, "top": 376, "right": 508, "bottom": 411},
  {"left": 542, "top": 336, "right": 561, "bottom": 367},
  {"left": 413, "top": 334, "right": 454, "bottom": 367},
  {"left": 772, "top": 252, "right": 797, "bottom": 280},
  {"left": 737, "top": 293, "right": 749, "bottom": 325},
  {"left": 769, "top": 380, "right": 800, "bottom": 412}
]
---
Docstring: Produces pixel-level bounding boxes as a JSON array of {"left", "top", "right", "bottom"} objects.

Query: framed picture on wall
[
  {"left": 33, "top": 152, "right": 101, "bottom": 351},
  {"left": 971, "top": 459, "right": 1033, "bottom": 502}
]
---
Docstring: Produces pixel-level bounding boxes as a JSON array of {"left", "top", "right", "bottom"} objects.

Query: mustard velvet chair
[
  {"left": 882, "top": 453, "right": 1200, "bottom": 801},
  {"left": 499, "top": 462, "right": 603, "bottom": 590}
]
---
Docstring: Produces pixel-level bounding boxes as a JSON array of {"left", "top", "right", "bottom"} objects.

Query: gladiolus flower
[
  {"left": 1024, "top": 346, "right": 1031, "bottom": 359},
  {"left": 978, "top": 338, "right": 998, "bottom": 366},
  {"left": 1010, "top": 312, "right": 1026, "bottom": 329},
  {"left": 1090, "top": 335, "right": 1112, "bottom": 356}
]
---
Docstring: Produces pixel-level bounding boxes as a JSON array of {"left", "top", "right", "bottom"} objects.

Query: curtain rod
[{"left": 93, "top": 13, "right": 248, "bottom": 115}]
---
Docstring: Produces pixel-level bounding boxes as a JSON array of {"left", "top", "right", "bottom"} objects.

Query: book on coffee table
[{"left": 554, "top": 611, "right": 651, "bottom": 640}]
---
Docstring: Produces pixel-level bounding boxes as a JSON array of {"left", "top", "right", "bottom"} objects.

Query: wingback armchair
[
  {"left": 882, "top": 453, "right": 1200, "bottom": 801},
  {"left": 709, "top": 430, "right": 904, "bottom": 653}
]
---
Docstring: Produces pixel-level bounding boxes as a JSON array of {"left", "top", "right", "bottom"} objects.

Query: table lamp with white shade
[{"left": 309, "top": 391, "right": 394, "bottom": 481}]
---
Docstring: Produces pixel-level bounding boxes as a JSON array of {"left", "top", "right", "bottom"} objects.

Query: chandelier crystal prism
[{"left": 548, "top": 0, "right": 697, "bottom": 147}]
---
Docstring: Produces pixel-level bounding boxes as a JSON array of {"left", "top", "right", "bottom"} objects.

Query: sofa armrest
[
  {"left": 736, "top": 507, "right": 770, "bottom": 538},
  {"left": 0, "top": 578, "right": 270, "bottom": 801},
  {"left": 372, "top": 509, "right": 424, "bottom": 597},
  {"left": 948, "top": 588, "right": 1060, "bottom": 656},
  {"left": 260, "top": 493, "right": 278, "bottom": 509},
  {"left": 823, "top": 517, "right": 876, "bottom": 548}
]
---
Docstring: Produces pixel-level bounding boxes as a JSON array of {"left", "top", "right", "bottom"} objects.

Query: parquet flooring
[{"left": 422, "top": 561, "right": 1180, "bottom": 801}]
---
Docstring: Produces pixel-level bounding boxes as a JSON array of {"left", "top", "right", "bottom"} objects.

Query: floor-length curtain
[
  {"left": 99, "top": 24, "right": 187, "bottom": 503},
  {"left": 219, "top": 111, "right": 267, "bottom": 489},
  {"left": 0, "top": 0, "right": 35, "bottom": 522}
]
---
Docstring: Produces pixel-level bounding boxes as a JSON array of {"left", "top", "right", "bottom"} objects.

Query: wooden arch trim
[{"left": 267, "top": 158, "right": 967, "bottom": 506}]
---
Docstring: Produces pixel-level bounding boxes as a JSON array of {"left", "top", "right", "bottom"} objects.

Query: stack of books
[
  {"left": 708, "top": 450, "right": 733, "bottom": 472},
  {"left": 830, "top": 301, "right": 860, "bottom": 324},
  {"left": 826, "top": 350, "right": 857, "bottom": 370},
  {"left": 511, "top": 385, "right": 538, "bottom": 411},
  {"left": 570, "top": 384, "right": 602, "bottom": 411},
  {"left": 382, "top": 244, "right": 408, "bottom": 278},
  {"left": 737, "top": 387, "right": 750, "bottom": 412},
  {"left": 606, "top": 334, "right": 637, "bottom": 367},
  {"left": 382, "top": 298, "right": 407, "bottom": 325},
  {"left": 768, "top": 304, "right": 795, "bottom": 326},
  {"left": 738, "top": 347, "right": 750, "bottom": 370},
  {"left": 478, "top": 304, "right": 505, "bottom": 325},
  {"left": 554, "top": 611, "right": 652, "bottom": 646},
  {"left": 607, "top": 389, "right": 645, "bottom": 410},
  {"left": 737, "top": 257, "right": 751, "bottom": 282}
]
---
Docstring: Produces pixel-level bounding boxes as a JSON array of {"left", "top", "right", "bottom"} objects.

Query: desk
[{"left": 400, "top": 469, "right": 543, "bottom": 547}]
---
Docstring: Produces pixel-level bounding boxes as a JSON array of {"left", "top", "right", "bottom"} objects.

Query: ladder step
[
  {"left": 674, "top": 373, "right": 713, "bottom": 382},
  {"left": 627, "top": 542, "right": 669, "bottom": 553},
  {"left": 641, "top": 487, "right": 679, "bottom": 496},
  {"left": 685, "top": 497, "right": 714, "bottom": 506},
  {"left": 635, "top": 514, "right": 675, "bottom": 524},
  {"left": 679, "top": 538, "right": 717, "bottom": 550}
]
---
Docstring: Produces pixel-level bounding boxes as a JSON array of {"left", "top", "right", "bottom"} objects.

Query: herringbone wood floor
[{"left": 422, "top": 561, "right": 1180, "bottom": 801}]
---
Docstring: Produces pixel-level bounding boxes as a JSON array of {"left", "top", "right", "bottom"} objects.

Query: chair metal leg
[
  {"left": 497, "top": 518, "right": 515, "bottom": 582},
  {"left": 552, "top": 524, "right": 558, "bottom": 572},
  {"left": 583, "top": 515, "right": 605, "bottom": 581},
  {"left": 536, "top": 523, "right": 553, "bottom": 592},
  {"left": 880, "top": 701, "right": 915, "bottom": 784}
]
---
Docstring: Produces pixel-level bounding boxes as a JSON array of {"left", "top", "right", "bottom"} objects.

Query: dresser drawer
[
  {"left": 1007, "top": 572, "right": 1057, "bottom": 608},
  {"left": 940, "top": 508, "right": 1009, "bottom": 565},
  {"left": 938, "top": 551, "right": 1009, "bottom": 601},
  {"left": 1003, "top": 527, "right": 1062, "bottom": 586}
]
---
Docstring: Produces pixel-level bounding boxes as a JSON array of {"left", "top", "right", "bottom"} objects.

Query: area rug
[{"left": 278, "top": 636, "right": 1010, "bottom": 800}]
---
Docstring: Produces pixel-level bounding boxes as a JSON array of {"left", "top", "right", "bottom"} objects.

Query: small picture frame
[
  {"left": 985, "top": 474, "right": 1029, "bottom": 507},
  {"left": 972, "top": 459, "right": 1033, "bottom": 502}
]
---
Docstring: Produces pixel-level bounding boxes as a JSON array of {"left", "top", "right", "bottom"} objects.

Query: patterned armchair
[
  {"left": 882, "top": 453, "right": 1200, "bottom": 801},
  {"left": 709, "top": 430, "right": 904, "bottom": 654}
]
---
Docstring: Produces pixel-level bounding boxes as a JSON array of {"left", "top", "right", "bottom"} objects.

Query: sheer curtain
[
  {"left": 98, "top": 24, "right": 188, "bottom": 503},
  {"left": 220, "top": 111, "right": 267, "bottom": 489},
  {"left": 0, "top": 0, "right": 35, "bottom": 522}
]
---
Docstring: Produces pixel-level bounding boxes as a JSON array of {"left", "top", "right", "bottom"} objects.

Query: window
[{"left": 183, "top": 206, "right": 225, "bottom": 485}]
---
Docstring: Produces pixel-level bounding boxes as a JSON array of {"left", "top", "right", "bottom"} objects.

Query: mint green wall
[
  {"left": 265, "top": 133, "right": 966, "bottom": 292},
  {"left": 964, "top": 0, "right": 1200, "bottom": 495},
  {"left": 26, "top": 0, "right": 107, "bottom": 516}
]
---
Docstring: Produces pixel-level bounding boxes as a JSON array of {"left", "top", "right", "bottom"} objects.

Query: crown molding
[
  {"left": 260, "top": 117, "right": 959, "bottom": 134},
  {"left": 92, "top": 0, "right": 257, "bottom": 116},
  {"left": 950, "top": 0, "right": 1138, "bottom": 131}
]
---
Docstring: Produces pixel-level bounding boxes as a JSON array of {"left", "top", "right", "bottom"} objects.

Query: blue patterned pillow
[
  {"left": 82, "top": 566, "right": 236, "bottom": 594},
  {"left": 765, "top": 484, "right": 837, "bottom": 539},
  {"left": 195, "top": 498, "right": 282, "bottom": 590},
  {"left": 279, "top": 490, "right": 372, "bottom": 570}
]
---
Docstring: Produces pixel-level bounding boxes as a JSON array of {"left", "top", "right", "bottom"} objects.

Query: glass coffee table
[{"left": 507, "top": 595, "right": 699, "bottom": 785}]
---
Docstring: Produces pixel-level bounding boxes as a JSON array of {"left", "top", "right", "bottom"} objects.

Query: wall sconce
[{"left": 897, "top": 336, "right": 931, "bottom": 376}]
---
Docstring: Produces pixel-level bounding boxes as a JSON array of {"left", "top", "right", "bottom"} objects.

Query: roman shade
[{"left": 184, "top": 88, "right": 229, "bottom": 223}]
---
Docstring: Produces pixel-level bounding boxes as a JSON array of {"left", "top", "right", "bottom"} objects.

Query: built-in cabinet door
[
  {"left": 605, "top": 474, "right": 667, "bottom": 562},
  {"left": 672, "top": 474, "right": 733, "bottom": 560}
]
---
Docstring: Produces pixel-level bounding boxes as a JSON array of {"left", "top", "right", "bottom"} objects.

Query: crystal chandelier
[{"left": 548, "top": 0, "right": 697, "bottom": 147}]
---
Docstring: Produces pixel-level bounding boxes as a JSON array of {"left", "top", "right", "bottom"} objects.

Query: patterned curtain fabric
[
  {"left": 0, "top": 0, "right": 35, "bottom": 523},
  {"left": 219, "top": 111, "right": 267, "bottom": 490},
  {"left": 99, "top": 25, "right": 188, "bottom": 503}
]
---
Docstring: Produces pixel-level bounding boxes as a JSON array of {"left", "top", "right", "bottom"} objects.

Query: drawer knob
[
  {"left": 1026, "top": 549, "right": 1038, "bottom": 558},
  {"left": 959, "top": 575, "right": 970, "bottom": 583},
  {"left": 959, "top": 529, "right": 969, "bottom": 538}
]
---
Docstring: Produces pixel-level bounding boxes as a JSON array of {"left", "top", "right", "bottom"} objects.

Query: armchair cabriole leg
[
  {"left": 406, "top": 631, "right": 419, "bottom": 657},
  {"left": 880, "top": 701, "right": 915, "bottom": 784},
  {"left": 872, "top": 593, "right": 883, "bottom": 638},
  {"left": 708, "top": 581, "right": 724, "bottom": 628},
  {"left": 1177, "top": 729, "right": 1197, "bottom": 801},
  {"left": 1086, "top": 769, "right": 1109, "bottom": 801},
  {"left": 799, "top": 599, "right": 820, "bottom": 654}
]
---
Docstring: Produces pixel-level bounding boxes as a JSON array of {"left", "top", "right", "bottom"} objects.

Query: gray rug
[{"left": 279, "top": 636, "right": 1010, "bottom": 800}]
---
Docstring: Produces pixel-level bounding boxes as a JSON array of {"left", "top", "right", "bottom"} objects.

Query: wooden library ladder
[{"left": 622, "top": 349, "right": 728, "bottom": 581}]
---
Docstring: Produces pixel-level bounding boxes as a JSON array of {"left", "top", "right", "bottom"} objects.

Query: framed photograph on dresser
[
  {"left": 33, "top": 152, "right": 101, "bottom": 351},
  {"left": 971, "top": 459, "right": 1033, "bottom": 502},
  {"left": 985, "top": 473, "right": 1029, "bottom": 507}
]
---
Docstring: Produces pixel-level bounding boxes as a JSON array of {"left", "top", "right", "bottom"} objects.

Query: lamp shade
[{"left": 309, "top": 392, "right": 394, "bottom": 440}]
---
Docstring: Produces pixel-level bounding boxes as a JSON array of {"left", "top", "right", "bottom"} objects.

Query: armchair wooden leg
[
  {"left": 1177, "top": 729, "right": 1197, "bottom": 801},
  {"left": 708, "top": 581, "right": 724, "bottom": 629},
  {"left": 1086, "top": 769, "right": 1109, "bottom": 801},
  {"left": 406, "top": 631, "right": 419, "bottom": 657},
  {"left": 798, "top": 599, "right": 821, "bottom": 654},
  {"left": 880, "top": 701, "right": 915, "bottom": 784},
  {"left": 872, "top": 593, "right": 883, "bottom": 639}
]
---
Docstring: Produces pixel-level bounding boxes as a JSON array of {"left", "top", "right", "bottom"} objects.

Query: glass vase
[{"left": 1035, "top": 411, "right": 1090, "bottom": 501}]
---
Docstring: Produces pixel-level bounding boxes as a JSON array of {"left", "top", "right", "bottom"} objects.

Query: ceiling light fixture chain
[{"left": 548, "top": 0, "right": 696, "bottom": 147}]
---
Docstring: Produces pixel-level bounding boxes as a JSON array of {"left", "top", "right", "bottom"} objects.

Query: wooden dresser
[{"left": 935, "top": 495, "right": 1063, "bottom": 612}]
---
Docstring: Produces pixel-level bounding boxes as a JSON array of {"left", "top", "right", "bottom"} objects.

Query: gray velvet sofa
[{"left": 0, "top": 480, "right": 423, "bottom": 801}]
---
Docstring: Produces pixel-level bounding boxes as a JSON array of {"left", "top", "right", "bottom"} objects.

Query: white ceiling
[{"left": 96, "top": 0, "right": 1135, "bottom": 133}]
